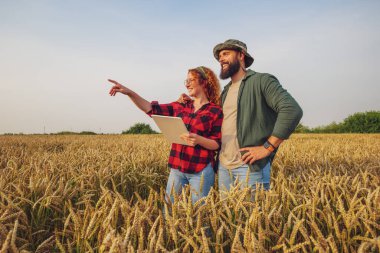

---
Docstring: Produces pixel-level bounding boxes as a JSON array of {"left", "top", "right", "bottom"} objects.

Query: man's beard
[{"left": 219, "top": 58, "right": 241, "bottom": 80}]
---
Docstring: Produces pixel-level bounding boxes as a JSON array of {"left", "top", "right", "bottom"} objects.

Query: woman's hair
[{"left": 188, "top": 66, "right": 221, "bottom": 105}]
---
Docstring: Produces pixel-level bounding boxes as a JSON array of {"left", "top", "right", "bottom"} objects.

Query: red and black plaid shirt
[{"left": 147, "top": 100, "right": 223, "bottom": 174}]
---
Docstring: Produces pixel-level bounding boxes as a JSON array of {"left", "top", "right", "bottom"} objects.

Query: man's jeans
[
  {"left": 166, "top": 163, "right": 215, "bottom": 204},
  {"left": 218, "top": 162, "right": 271, "bottom": 193}
]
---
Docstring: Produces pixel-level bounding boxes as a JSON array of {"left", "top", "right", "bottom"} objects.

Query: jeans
[
  {"left": 218, "top": 161, "right": 271, "bottom": 192},
  {"left": 166, "top": 163, "right": 215, "bottom": 204}
]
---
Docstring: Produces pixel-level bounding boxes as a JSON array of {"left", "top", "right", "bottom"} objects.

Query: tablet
[{"left": 151, "top": 115, "right": 189, "bottom": 145}]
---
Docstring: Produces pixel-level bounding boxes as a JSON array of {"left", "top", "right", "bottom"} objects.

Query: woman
[{"left": 108, "top": 66, "right": 223, "bottom": 203}]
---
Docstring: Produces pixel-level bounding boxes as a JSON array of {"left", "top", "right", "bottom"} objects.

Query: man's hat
[{"left": 213, "top": 39, "right": 254, "bottom": 68}]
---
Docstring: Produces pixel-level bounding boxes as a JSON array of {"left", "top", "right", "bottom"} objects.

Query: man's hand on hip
[{"left": 239, "top": 146, "right": 272, "bottom": 165}]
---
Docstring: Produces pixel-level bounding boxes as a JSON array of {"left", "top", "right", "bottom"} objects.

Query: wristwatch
[{"left": 263, "top": 141, "right": 275, "bottom": 152}]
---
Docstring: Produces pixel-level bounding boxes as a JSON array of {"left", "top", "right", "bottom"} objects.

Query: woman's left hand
[{"left": 180, "top": 133, "right": 199, "bottom": 146}]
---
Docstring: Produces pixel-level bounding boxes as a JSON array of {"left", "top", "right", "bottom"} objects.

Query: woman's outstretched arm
[{"left": 108, "top": 79, "right": 152, "bottom": 113}]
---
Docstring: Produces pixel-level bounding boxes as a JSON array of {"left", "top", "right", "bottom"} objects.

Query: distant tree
[
  {"left": 79, "top": 131, "right": 97, "bottom": 135},
  {"left": 303, "top": 111, "right": 380, "bottom": 133},
  {"left": 53, "top": 131, "right": 97, "bottom": 135},
  {"left": 54, "top": 131, "right": 76, "bottom": 135},
  {"left": 122, "top": 123, "right": 158, "bottom": 134},
  {"left": 341, "top": 111, "right": 380, "bottom": 133},
  {"left": 294, "top": 123, "right": 312, "bottom": 133},
  {"left": 312, "top": 122, "right": 342, "bottom": 133}
]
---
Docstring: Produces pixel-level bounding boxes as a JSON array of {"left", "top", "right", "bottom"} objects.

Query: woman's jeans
[
  {"left": 166, "top": 163, "right": 215, "bottom": 204},
  {"left": 218, "top": 162, "right": 271, "bottom": 193}
]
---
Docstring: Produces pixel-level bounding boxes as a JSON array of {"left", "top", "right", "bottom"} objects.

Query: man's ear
[
  {"left": 239, "top": 52, "right": 246, "bottom": 68},
  {"left": 239, "top": 51, "right": 245, "bottom": 63}
]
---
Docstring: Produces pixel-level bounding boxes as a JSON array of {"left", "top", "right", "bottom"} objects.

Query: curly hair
[{"left": 188, "top": 66, "right": 221, "bottom": 105}]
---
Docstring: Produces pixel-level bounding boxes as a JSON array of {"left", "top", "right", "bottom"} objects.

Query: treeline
[
  {"left": 3, "top": 131, "right": 98, "bottom": 135},
  {"left": 123, "top": 112, "right": 380, "bottom": 135},
  {"left": 54, "top": 131, "right": 98, "bottom": 135},
  {"left": 122, "top": 123, "right": 158, "bottom": 134},
  {"left": 295, "top": 111, "right": 380, "bottom": 133},
  {"left": 3, "top": 111, "right": 379, "bottom": 135}
]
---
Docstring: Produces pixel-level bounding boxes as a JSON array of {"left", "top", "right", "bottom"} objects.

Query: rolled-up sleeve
[
  {"left": 263, "top": 75, "right": 303, "bottom": 139},
  {"left": 208, "top": 109, "right": 223, "bottom": 148},
  {"left": 146, "top": 101, "right": 184, "bottom": 117}
]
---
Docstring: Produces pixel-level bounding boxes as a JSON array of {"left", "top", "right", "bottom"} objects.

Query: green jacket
[{"left": 220, "top": 69, "right": 303, "bottom": 171}]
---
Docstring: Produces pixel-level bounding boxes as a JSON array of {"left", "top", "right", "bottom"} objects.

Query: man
[{"left": 214, "top": 39, "right": 303, "bottom": 192}]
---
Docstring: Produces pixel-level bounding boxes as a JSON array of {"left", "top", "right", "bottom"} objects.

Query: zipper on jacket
[{"left": 236, "top": 80, "right": 246, "bottom": 149}]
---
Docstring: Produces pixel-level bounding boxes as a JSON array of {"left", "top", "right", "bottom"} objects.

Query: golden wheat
[{"left": 0, "top": 134, "right": 379, "bottom": 252}]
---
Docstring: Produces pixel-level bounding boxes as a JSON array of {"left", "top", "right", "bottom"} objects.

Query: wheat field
[{"left": 0, "top": 134, "right": 379, "bottom": 252}]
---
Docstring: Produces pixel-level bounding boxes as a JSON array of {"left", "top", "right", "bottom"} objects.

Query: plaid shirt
[{"left": 147, "top": 100, "right": 223, "bottom": 174}]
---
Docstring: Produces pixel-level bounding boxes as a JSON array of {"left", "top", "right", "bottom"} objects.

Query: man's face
[{"left": 218, "top": 49, "right": 241, "bottom": 80}]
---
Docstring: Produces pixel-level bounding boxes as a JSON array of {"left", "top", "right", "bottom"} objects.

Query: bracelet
[
  {"left": 263, "top": 141, "right": 275, "bottom": 152},
  {"left": 266, "top": 140, "right": 276, "bottom": 149}
]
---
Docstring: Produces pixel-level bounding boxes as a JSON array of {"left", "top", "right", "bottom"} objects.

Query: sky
[{"left": 0, "top": 0, "right": 379, "bottom": 134}]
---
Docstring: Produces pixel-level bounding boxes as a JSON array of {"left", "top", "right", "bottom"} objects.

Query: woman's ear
[{"left": 202, "top": 80, "right": 209, "bottom": 93}]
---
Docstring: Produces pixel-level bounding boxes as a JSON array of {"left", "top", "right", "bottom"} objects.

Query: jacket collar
[{"left": 242, "top": 69, "right": 256, "bottom": 81}]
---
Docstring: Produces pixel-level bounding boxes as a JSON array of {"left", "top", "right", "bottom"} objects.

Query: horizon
[{"left": 1, "top": 110, "right": 378, "bottom": 135}]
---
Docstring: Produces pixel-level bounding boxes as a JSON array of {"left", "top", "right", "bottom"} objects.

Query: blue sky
[{"left": 0, "top": 0, "right": 379, "bottom": 133}]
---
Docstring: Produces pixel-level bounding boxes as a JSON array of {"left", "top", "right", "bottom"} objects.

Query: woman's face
[{"left": 185, "top": 72, "right": 205, "bottom": 98}]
